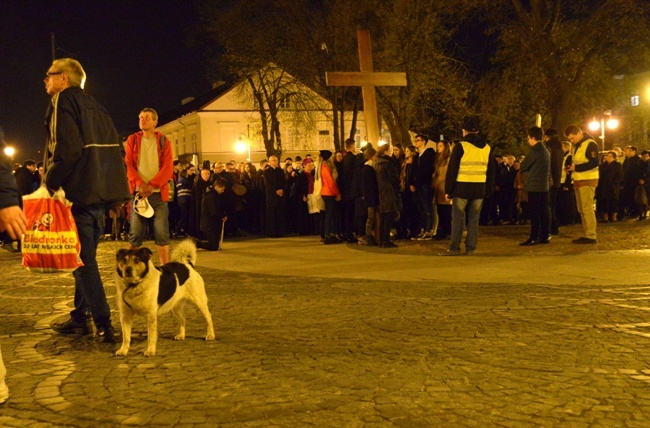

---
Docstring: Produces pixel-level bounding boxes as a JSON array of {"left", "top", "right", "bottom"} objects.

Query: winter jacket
[
  {"left": 445, "top": 133, "right": 495, "bottom": 200},
  {"left": 361, "top": 160, "right": 379, "bottom": 208},
  {"left": 44, "top": 86, "right": 130, "bottom": 206},
  {"left": 0, "top": 126, "right": 20, "bottom": 210},
  {"left": 520, "top": 141, "right": 550, "bottom": 193},
  {"left": 320, "top": 162, "right": 340, "bottom": 197},
  {"left": 375, "top": 155, "right": 401, "bottom": 214},
  {"left": 125, "top": 130, "right": 174, "bottom": 201},
  {"left": 412, "top": 142, "right": 436, "bottom": 187},
  {"left": 545, "top": 136, "right": 564, "bottom": 188},
  {"left": 263, "top": 166, "right": 286, "bottom": 207}
]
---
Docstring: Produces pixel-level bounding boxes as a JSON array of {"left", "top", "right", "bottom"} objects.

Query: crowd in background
[{"left": 7, "top": 134, "right": 650, "bottom": 251}]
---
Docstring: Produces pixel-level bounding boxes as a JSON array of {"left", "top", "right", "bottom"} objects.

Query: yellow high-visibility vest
[
  {"left": 572, "top": 139, "right": 599, "bottom": 181},
  {"left": 457, "top": 141, "right": 491, "bottom": 183}
]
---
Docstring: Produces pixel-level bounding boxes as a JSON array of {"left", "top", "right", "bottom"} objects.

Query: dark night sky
[{"left": 0, "top": 1, "right": 211, "bottom": 161}]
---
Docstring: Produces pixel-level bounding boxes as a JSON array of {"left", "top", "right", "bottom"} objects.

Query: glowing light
[
  {"left": 378, "top": 139, "right": 388, "bottom": 147},
  {"left": 606, "top": 118, "right": 619, "bottom": 129},
  {"left": 588, "top": 118, "right": 600, "bottom": 132},
  {"left": 235, "top": 140, "right": 247, "bottom": 154},
  {"left": 3, "top": 146, "right": 15, "bottom": 158}
]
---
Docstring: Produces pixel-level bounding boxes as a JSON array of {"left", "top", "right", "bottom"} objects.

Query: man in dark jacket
[
  {"left": 13, "top": 159, "right": 39, "bottom": 197},
  {"left": 621, "top": 145, "right": 645, "bottom": 219},
  {"left": 441, "top": 116, "right": 495, "bottom": 256},
  {"left": 339, "top": 138, "right": 357, "bottom": 242},
  {"left": 544, "top": 129, "right": 564, "bottom": 234},
  {"left": 44, "top": 58, "right": 131, "bottom": 343},
  {"left": 409, "top": 134, "right": 436, "bottom": 239},
  {"left": 0, "top": 125, "right": 28, "bottom": 404},
  {"left": 519, "top": 126, "right": 551, "bottom": 246},
  {"left": 264, "top": 155, "right": 286, "bottom": 237}
]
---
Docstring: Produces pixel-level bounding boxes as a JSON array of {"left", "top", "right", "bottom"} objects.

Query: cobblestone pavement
[{"left": 1, "top": 220, "right": 650, "bottom": 427}]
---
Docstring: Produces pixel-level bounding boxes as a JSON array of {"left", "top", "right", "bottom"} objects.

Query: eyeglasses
[{"left": 45, "top": 71, "right": 63, "bottom": 78}]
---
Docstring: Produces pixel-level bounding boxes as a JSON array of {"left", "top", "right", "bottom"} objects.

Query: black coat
[
  {"left": 376, "top": 156, "right": 401, "bottom": 214},
  {"left": 361, "top": 161, "right": 379, "bottom": 208},
  {"left": 338, "top": 151, "right": 356, "bottom": 200},
  {"left": 412, "top": 145, "right": 436, "bottom": 187},
  {"left": 0, "top": 127, "right": 20, "bottom": 210},
  {"left": 264, "top": 166, "right": 286, "bottom": 208},
  {"left": 44, "top": 86, "right": 130, "bottom": 206},
  {"left": 200, "top": 188, "right": 229, "bottom": 234},
  {"left": 597, "top": 161, "right": 623, "bottom": 201}
]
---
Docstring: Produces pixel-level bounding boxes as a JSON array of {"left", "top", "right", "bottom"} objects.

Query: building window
[
  {"left": 279, "top": 95, "right": 291, "bottom": 109},
  {"left": 631, "top": 95, "right": 639, "bottom": 107}
]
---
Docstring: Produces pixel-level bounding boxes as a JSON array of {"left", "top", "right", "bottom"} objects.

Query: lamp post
[{"left": 588, "top": 110, "right": 619, "bottom": 152}]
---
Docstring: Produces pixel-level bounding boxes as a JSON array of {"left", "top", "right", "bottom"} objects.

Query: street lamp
[
  {"left": 234, "top": 136, "right": 250, "bottom": 162},
  {"left": 3, "top": 146, "right": 15, "bottom": 159},
  {"left": 588, "top": 111, "right": 618, "bottom": 152}
]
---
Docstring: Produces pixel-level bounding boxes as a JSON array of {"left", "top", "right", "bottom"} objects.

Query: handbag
[
  {"left": 634, "top": 184, "right": 648, "bottom": 206},
  {"left": 21, "top": 186, "right": 83, "bottom": 272}
]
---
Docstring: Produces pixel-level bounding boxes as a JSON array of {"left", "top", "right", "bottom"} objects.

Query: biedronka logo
[{"left": 22, "top": 231, "right": 78, "bottom": 254}]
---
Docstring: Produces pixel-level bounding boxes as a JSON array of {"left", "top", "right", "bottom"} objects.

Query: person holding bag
[{"left": 44, "top": 58, "right": 131, "bottom": 343}]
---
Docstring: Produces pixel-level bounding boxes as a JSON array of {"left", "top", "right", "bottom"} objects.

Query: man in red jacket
[{"left": 125, "top": 108, "right": 174, "bottom": 264}]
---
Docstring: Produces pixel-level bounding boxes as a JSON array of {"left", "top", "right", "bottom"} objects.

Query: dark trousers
[
  {"left": 549, "top": 187, "right": 559, "bottom": 233},
  {"left": 436, "top": 204, "right": 452, "bottom": 237},
  {"left": 379, "top": 212, "right": 394, "bottom": 244},
  {"left": 265, "top": 203, "right": 285, "bottom": 237},
  {"left": 70, "top": 203, "right": 111, "bottom": 328},
  {"left": 198, "top": 222, "right": 223, "bottom": 251},
  {"left": 527, "top": 192, "right": 550, "bottom": 241},
  {"left": 340, "top": 198, "right": 355, "bottom": 239},
  {"left": 322, "top": 196, "right": 340, "bottom": 236}
]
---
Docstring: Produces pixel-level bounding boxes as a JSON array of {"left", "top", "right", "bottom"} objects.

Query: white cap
[{"left": 133, "top": 195, "right": 154, "bottom": 218}]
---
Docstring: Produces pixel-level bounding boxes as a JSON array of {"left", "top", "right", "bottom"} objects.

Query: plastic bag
[{"left": 21, "top": 187, "right": 83, "bottom": 272}]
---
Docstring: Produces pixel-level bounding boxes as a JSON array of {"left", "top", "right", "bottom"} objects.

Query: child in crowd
[{"left": 197, "top": 177, "right": 229, "bottom": 251}]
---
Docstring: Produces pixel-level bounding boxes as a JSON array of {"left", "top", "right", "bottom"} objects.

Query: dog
[{"left": 114, "top": 239, "right": 215, "bottom": 356}]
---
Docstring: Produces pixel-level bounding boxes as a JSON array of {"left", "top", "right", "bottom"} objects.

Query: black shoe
[
  {"left": 519, "top": 239, "right": 538, "bottom": 246},
  {"left": 572, "top": 237, "right": 597, "bottom": 244},
  {"left": 538, "top": 238, "right": 551, "bottom": 244},
  {"left": 97, "top": 325, "right": 115, "bottom": 343},
  {"left": 51, "top": 318, "right": 91, "bottom": 335}
]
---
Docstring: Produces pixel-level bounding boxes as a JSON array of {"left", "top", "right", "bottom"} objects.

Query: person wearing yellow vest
[
  {"left": 440, "top": 115, "right": 496, "bottom": 256},
  {"left": 564, "top": 125, "right": 599, "bottom": 244}
]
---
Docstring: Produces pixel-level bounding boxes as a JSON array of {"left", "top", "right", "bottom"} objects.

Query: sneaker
[
  {"left": 411, "top": 231, "right": 425, "bottom": 241},
  {"left": 51, "top": 318, "right": 91, "bottom": 335},
  {"left": 417, "top": 232, "right": 433, "bottom": 241},
  {"left": 97, "top": 325, "right": 115, "bottom": 343},
  {"left": 572, "top": 237, "right": 597, "bottom": 244},
  {"left": 439, "top": 249, "right": 461, "bottom": 256}
]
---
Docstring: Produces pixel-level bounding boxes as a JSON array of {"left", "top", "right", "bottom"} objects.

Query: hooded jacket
[
  {"left": 412, "top": 141, "right": 436, "bottom": 187},
  {"left": 445, "top": 133, "right": 496, "bottom": 200},
  {"left": 44, "top": 86, "right": 130, "bottom": 206}
]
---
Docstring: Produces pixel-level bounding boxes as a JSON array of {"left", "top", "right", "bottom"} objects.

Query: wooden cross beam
[{"left": 326, "top": 30, "right": 407, "bottom": 146}]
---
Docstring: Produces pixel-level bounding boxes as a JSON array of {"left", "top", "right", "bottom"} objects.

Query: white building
[{"left": 156, "top": 73, "right": 370, "bottom": 165}]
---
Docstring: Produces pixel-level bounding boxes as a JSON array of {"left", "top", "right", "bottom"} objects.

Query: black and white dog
[{"left": 114, "top": 239, "right": 215, "bottom": 356}]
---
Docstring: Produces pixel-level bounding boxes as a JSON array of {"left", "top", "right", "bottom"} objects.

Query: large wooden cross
[{"left": 326, "top": 30, "right": 407, "bottom": 146}]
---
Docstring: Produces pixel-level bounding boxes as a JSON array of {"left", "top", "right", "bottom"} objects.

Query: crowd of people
[{"left": 3, "top": 55, "right": 646, "bottom": 406}]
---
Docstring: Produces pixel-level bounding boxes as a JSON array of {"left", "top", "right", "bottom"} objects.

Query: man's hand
[
  {"left": 138, "top": 183, "right": 154, "bottom": 198},
  {"left": 0, "top": 206, "right": 27, "bottom": 240},
  {"left": 276, "top": 189, "right": 283, "bottom": 197}
]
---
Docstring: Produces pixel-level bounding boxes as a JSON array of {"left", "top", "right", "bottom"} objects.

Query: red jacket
[
  {"left": 125, "top": 131, "right": 174, "bottom": 201},
  {"left": 320, "top": 163, "right": 340, "bottom": 197}
]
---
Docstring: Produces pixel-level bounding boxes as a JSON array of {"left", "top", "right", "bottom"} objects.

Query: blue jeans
[
  {"left": 129, "top": 192, "right": 170, "bottom": 247},
  {"left": 322, "top": 196, "right": 340, "bottom": 236},
  {"left": 70, "top": 203, "right": 111, "bottom": 328},
  {"left": 450, "top": 197, "right": 483, "bottom": 252}
]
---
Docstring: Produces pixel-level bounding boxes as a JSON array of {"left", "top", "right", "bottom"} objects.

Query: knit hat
[
  {"left": 319, "top": 150, "right": 332, "bottom": 161},
  {"left": 302, "top": 158, "right": 313, "bottom": 166},
  {"left": 462, "top": 115, "right": 480, "bottom": 133}
]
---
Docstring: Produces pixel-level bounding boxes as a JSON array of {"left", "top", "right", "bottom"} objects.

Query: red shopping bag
[{"left": 21, "top": 187, "right": 83, "bottom": 272}]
